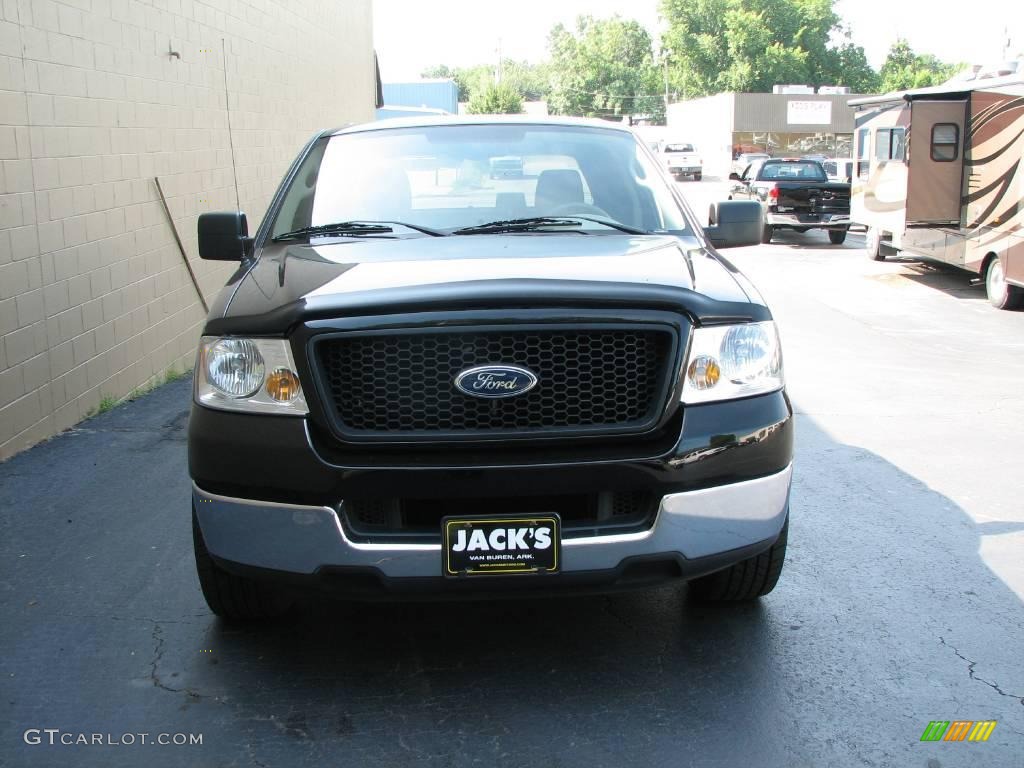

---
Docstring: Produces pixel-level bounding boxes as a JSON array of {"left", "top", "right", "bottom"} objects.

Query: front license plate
[{"left": 442, "top": 515, "right": 560, "bottom": 577}]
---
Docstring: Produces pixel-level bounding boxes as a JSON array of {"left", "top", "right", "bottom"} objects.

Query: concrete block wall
[{"left": 0, "top": 0, "right": 376, "bottom": 459}]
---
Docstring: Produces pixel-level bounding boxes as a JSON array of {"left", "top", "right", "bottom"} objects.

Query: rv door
[{"left": 906, "top": 100, "right": 967, "bottom": 225}]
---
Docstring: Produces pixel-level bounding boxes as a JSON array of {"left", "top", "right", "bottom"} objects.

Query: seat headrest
[{"left": 535, "top": 169, "right": 584, "bottom": 210}]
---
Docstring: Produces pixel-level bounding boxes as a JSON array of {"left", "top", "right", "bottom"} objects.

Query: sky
[{"left": 373, "top": 0, "right": 1023, "bottom": 82}]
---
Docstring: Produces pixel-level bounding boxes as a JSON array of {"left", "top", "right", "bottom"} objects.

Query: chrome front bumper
[{"left": 192, "top": 464, "right": 792, "bottom": 579}]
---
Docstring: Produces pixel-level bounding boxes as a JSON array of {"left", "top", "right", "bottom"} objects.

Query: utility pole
[
  {"left": 496, "top": 37, "right": 502, "bottom": 85},
  {"left": 664, "top": 57, "right": 670, "bottom": 112}
]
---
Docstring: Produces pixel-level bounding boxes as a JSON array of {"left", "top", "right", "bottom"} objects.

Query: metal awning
[{"left": 848, "top": 74, "right": 1024, "bottom": 107}]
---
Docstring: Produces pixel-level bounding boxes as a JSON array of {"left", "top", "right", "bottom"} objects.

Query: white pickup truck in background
[{"left": 659, "top": 141, "right": 703, "bottom": 181}]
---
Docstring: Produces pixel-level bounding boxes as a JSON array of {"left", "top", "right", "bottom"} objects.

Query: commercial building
[
  {"left": 378, "top": 79, "right": 458, "bottom": 118},
  {"left": 666, "top": 91, "right": 867, "bottom": 178},
  {"left": 0, "top": 0, "right": 376, "bottom": 459}
]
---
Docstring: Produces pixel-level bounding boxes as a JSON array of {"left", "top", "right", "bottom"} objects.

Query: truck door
[{"left": 906, "top": 100, "right": 967, "bottom": 224}]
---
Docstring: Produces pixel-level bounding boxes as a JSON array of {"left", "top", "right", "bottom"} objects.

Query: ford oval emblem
[{"left": 454, "top": 365, "right": 538, "bottom": 399}]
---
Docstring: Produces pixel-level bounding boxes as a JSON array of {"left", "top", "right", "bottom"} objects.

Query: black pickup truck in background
[{"left": 728, "top": 159, "right": 851, "bottom": 244}]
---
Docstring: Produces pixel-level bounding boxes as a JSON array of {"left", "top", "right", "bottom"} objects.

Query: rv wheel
[
  {"left": 985, "top": 257, "right": 1024, "bottom": 310},
  {"left": 760, "top": 223, "right": 773, "bottom": 244},
  {"left": 866, "top": 227, "right": 885, "bottom": 261}
]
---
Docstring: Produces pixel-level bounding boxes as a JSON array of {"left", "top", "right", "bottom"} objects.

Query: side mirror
[
  {"left": 728, "top": 172, "right": 742, "bottom": 181},
  {"left": 198, "top": 211, "right": 252, "bottom": 261},
  {"left": 704, "top": 201, "right": 762, "bottom": 249}
]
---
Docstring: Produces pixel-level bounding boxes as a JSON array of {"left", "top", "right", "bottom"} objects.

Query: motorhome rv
[{"left": 850, "top": 76, "right": 1024, "bottom": 309}]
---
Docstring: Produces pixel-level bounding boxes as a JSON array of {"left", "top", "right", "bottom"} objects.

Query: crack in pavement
[
  {"left": 246, "top": 743, "right": 270, "bottom": 768},
  {"left": 149, "top": 622, "right": 205, "bottom": 701},
  {"left": 939, "top": 636, "right": 1024, "bottom": 706},
  {"left": 602, "top": 595, "right": 643, "bottom": 636}
]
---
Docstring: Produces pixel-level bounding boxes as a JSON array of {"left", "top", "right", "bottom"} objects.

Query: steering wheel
[{"left": 546, "top": 201, "right": 612, "bottom": 218}]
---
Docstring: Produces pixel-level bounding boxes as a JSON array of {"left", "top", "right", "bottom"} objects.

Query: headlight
[
  {"left": 681, "top": 321, "right": 783, "bottom": 404},
  {"left": 195, "top": 336, "right": 308, "bottom": 415}
]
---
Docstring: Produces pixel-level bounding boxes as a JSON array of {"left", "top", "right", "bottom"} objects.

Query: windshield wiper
[
  {"left": 273, "top": 220, "right": 445, "bottom": 242},
  {"left": 453, "top": 216, "right": 646, "bottom": 236},
  {"left": 557, "top": 215, "right": 648, "bottom": 234},
  {"left": 452, "top": 217, "right": 586, "bottom": 235}
]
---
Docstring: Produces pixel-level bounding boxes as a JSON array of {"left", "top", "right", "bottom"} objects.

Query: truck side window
[{"left": 931, "top": 123, "right": 959, "bottom": 161}]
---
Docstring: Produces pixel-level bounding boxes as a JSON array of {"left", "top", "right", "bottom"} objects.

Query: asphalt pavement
[{"left": 2, "top": 182, "right": 1023, "bottom": 767}]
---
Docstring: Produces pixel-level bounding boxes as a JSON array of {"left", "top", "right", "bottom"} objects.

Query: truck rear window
[{"left": 759, "top": 162, "right": 826, "bottom": 181}]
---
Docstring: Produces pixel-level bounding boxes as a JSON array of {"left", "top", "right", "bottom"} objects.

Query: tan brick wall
[{"left": 0, "top": 0, "right": 376, "bottom": 459}]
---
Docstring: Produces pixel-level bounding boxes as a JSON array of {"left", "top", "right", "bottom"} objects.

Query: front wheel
[
  {"left": 688, "top": 516, "right": 788, "bottom": 601},
  {"left": 866, "top": 226, "right": 886, "bottom": 261},
  {"left": 985, "top": 257, "right": 1024, "bottom": 310},
  {"left": 193, "top": 508, "right": 294, "bottom": 620},
  {"left": 760, "top": 223, "right": 774, "bottom": 244},
  {"left": 694, "top": 172, "right": 702, "bottom": 181},
  {"left": 828, "top": 228, "right": 848, "bottom": 245}
]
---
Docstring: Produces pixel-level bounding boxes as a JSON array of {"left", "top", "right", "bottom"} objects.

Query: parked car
[
  {"left": 660, "top": 141, "right": 703, "bottom": 180},
  {"left": 731, "top": 152, "right": 771, "bottom": 177},
  {"left": 729, "top": 158, "right": 851, "bottom": 244},
  {"left": 190, "top": 116, "right": 791, "bottom": 619}
]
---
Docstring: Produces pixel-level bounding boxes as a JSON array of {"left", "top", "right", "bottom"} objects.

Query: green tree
[
  {"left": 825, "top": 38, "right": 880, "bottom": 93},
  {"left": 660, "top": 0, "right": 880, "bottom": 96},
  {"left": 420, "top": 63, "right": 494, "bottom": 102},
  {"left": 547, "top": 16, "right": 664, "bottom": 120},
  {"left": 422, "top": 61, "right": 550, "bottom": 104},
  {"left": 501, "top": 60, "right": 552, "bottom": 101},
  {"left": 879, "top": 40, "right": 959, "bottom": 91},
  {"left": 466, "top": 82, "right": 524, "bottom": 114}
]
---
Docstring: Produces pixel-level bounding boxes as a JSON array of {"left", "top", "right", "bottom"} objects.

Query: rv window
[
  {"left": 874, "top": 130, "right": 890, "bottom": 161},
  {"left": 874, "top": 128, "right": 906, "bottom": 162},
  {"left": 891, "top": 128, "right": 906, "bottom": 161},
  {"left": 931, "top": 123, "right": 959, "bottom": 162},
  {"left": 857, "top": 128, "right": 869, "bottom": 178}
]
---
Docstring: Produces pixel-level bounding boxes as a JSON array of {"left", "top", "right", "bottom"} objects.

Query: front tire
[
  {"left": 985, "top": 257, "right": 1024, "bottom": 310},
  {"left": 689, "top": 516, "right": 788, "bottom": 601},
  {"left": 694, "top": 172, "right": 702, "bottom": 181},
  {"left": 760, "top": 223, "right": 774, "bottom": 244},
  {"left": 193, "top": 508, "right": 293, "bottom": 620},
  {"left": 866, "top": 226, "right": 886, "bottom": 261},
  {"left": 828, "top": 228, "right": 848, "bottom": 245}
]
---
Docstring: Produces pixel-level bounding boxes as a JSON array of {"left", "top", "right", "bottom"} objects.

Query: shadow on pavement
[{"left": 894, "top": 259, "right": 989, "bottom": 301}]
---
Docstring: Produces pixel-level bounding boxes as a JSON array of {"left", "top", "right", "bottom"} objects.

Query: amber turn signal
[
  {"left": 265, "top": 368, "right": 301, "bottom": 402},
  {"left": 686, "top": 355, "right": 721, "bottom": 390}
]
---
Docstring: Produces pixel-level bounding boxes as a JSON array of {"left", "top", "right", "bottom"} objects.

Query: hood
[{"left": 206, "top": 233, "right": 766, "bottom": 335}]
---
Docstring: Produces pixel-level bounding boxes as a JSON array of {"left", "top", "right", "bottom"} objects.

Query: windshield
[
  {"left": 759, "top": 161, "right": 827, "bottom": 181},
  {"left": 270, "top": 123, "right": 689, "bottom": 238}
]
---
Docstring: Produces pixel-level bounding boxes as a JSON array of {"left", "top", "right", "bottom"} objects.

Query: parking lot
[{"left": 2, "top": 178, "right": 1023, "bottom": 767}]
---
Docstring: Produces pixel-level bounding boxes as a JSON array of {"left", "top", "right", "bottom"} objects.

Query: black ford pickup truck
[
  {"left": 189, "top": 117, "right": 793, "bottom": 619},
  {"left": 729, "top": 158, "right": 851, "bottom": 244}
]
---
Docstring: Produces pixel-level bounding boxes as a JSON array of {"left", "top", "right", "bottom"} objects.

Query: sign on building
[{"left": 787, "top": 100, "right": 832, "bottom": 125}]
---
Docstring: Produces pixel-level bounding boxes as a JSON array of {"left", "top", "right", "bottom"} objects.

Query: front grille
[
  {"left": 313, "top": 326, "right": 675, "bottom": 440},
  {"left": 344, "top": 490, "right": 657, "bottom": 541}
]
